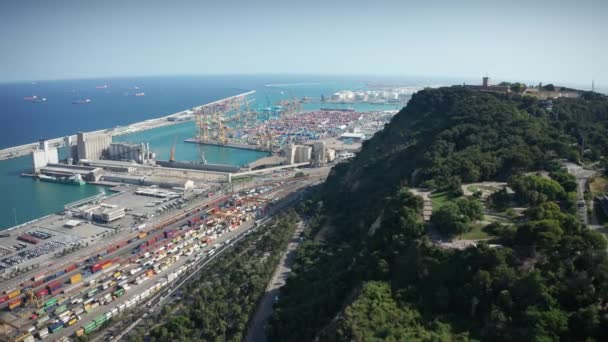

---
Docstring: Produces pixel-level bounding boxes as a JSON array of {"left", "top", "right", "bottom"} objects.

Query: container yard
[
  {"left": 0, "top": 165, "right": 329, "bottom": 341},
  {"left": 188, "top": 107, "right": 396, "bottom": 152}
]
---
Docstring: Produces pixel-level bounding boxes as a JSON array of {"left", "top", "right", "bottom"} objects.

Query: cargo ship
[
  {"left": 95, "top": 85, "right": 109, "bottom": 89},
  {"left": 72, "top": 99, "right": 92, "bottom": 104},
  {"left": 38, "top": 174, "right": 86, "bottom": 186},
  {"left": 23, "top": 95, "right": 47, "bottom": 102}
]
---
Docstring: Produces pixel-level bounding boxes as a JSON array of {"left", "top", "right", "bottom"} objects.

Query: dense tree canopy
[{"left": 269, "top": 87, "right": 608, "bottom": 342}]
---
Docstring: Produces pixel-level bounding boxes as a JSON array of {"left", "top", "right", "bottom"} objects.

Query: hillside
[{"left": 267, "top": 87, "right": 608, "bottom": 341}]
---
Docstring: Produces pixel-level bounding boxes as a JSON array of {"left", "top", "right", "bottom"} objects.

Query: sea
[{"left": 0, "top": 74, "right": 457, "bottom": 229}]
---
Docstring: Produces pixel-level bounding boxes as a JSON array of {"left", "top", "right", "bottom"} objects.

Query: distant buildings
[{"left": 465, "top": 76, "right": 581, "bottom": 99}]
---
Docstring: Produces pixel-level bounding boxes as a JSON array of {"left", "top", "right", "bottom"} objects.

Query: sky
[{"left": 0, "top": 0, "right": 606, "bottom": 87}]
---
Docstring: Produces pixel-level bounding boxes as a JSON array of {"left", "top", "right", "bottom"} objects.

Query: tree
[
  {"left": 455, "top": 197, "right": 484, "bottom": 221},
  {"left": 432, "top": 201, "right": 470, "bottom": 236}
]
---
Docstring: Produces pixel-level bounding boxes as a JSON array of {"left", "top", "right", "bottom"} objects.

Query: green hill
[{"left": 267, "top": 87, "right": 608, "bottom": 342}]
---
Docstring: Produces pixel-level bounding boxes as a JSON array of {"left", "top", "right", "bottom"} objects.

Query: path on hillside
[{"left": 246, "top": 221, "right": 304, "bottom": 342}]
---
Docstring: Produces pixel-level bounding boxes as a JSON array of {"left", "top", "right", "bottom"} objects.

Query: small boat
[
  {"left": 135, "top": 92, "right": 145, "bottom": 97},
  {"left": 95, "top": 85, "right": 109, "bottom": 89},
  {"left": 72, "top": 99, "right": 92, "bottom": 104}
]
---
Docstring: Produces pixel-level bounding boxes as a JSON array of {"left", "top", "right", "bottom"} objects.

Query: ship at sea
[
  {"left": 38, "top": 173, "right": 86, "bottom": 186},
  {"left": 95, "top": 85, "right": 109, "bottom": 89},
  {"left": 72, "top": 99, "right": 92, "bottom": 104},
  {"left": 23, "top": 95, "right": 47, "bottom": 103},
  {"left": 135, "top": 92, "right": 145, "bottom": 97}
]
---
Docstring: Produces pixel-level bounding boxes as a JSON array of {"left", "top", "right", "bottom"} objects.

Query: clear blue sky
[{"left": 1, "top": 0, "right": 605, "bottom": 86}]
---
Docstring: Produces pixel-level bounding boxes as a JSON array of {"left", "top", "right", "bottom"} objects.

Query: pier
[{"left": 0, "top": 90, "right": 256, "bottom": 161}]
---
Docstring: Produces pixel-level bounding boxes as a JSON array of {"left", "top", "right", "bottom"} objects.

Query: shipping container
[
  {"left": 91, "top": 263, "right": 102, "bottom": 273},
  {"left": 66, "top": 317, "right": 78, "bottom": 326},
  {"left": 75, "top": 327, "right": 85, "bottom": 336},
  {"left": 44, "top": 298, "right": 58, "bottom": 308},
  {"left": 87, "top": 288, "right": 98, "bottom": 298},
  {"left": 0, "top": 295, "right": 9, "bottom": 304},
  {"left": 65, "top": 264, "right": 77, "bottom": 273},
  {"left": 31, "top": 279, "right": 44, "bottom": 288},
  {"left": 18, "top": 235, "right": 39, "bottom": 245},
  {"left": 54, "top": 269, "right": 65, "bottom": 278},
  {"left": 70, "top": 273, "right": 82, "bottom": 284},
  {"left": 48, "top": 322, "right": 63, "bottom": 333},
  {"left": 8, "top": 299, "right": 22, "bottom": 310},
  {"left": 35, "top": 289, "right": 48, "bottom": 298},
  {"left": 43, "top": 274, "right": 56, "bottom": 283},
  {"left": 46, "top": 280, "right": 62, "bottom": 294},
  {"left": 54, "top": 304, "right": 68, "bottom": 315}
]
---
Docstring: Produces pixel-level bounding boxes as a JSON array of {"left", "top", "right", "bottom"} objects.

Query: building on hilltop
[{"left": 465, "top": 77, "right": 511, "bottom": 94}]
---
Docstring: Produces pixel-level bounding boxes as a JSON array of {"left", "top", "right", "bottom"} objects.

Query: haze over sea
[{"left": 0, "top": 75, "right": 462, "bottom": 229}]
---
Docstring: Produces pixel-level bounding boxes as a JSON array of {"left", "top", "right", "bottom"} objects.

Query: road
[
  {"left": 565, "top": 162, "right": 596, "bottom": 226},
  {"left": 245, "top": 221, "right": 305, "bottom": 342}
]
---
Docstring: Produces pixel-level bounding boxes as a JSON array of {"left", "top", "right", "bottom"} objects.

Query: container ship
[{"left": 38, "top": 174, "right": 86, "bottom": 186}]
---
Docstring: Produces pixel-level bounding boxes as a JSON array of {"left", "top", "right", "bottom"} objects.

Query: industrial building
[
  {"left": 284, "top": 144, "right": 312, "bottom": 164},
  {"left": 312, "top": 141, "right": 326, "bottom": 165},
  {"left": 76, "top": 132, "right": 112, "bottom": 161},
  {"left": 31, "top": 140, "right": 59, "bottom": 171},
  {"left": 106, "top": 142, "right": 155, "bottom": 164},
  {"left": 38, "top": 163, "right": 103, "bottom": 182},
  {"left": 339, "top": 132, "right": 366, "bottom": 142},
  {"left": 73, "top": 203, "right": 126, "bottom": 223}
]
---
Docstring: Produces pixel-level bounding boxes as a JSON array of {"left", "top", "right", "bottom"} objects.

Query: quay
[
  {"left": 0, "top": 90, "right": 256, "bottom": 161},
  {"left": 183, "top": 138, "right": 271, "bottom": 152}
]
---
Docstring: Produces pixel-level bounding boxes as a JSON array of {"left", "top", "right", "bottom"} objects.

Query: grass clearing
[
  {"left": 590, "top": 176, "right": 608, "bottom": 197},
  {"left": 430, "top": 191, "right": 451, "bottom": 210},
  {"left": 459, "top": 223, "right": 491, "bottom": 240}
]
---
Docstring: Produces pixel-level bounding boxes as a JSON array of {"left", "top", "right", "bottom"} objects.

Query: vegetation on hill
[{"left": 268, "top": 87, "right": 608, "bottom": 341}]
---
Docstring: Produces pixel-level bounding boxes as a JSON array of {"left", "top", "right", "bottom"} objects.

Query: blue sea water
[{"left": 0, "top": 75, "right": 449, "bottom": 229}]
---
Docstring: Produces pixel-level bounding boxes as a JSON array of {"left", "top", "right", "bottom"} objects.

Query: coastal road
[{"left": 246, "top": 221, "right": 305, "bottom": 342}]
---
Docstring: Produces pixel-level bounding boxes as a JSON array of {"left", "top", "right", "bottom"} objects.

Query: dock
[{"left": 184, "top": 138, "right": 271, "bottom": 152}]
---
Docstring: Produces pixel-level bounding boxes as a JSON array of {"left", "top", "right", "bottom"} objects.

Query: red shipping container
[
  {"left": 0, "top": 295, "right": 9, "bottom": 304},
  {"left": 65, "top": 264, "right": 77, "bottom": 273},
  {"left": 35, "top": 289, "right": 48, "bottom": 298},
  {"left": 32, "top": 280, "right": 44, "bottom": 288},
  {"left": 46, "top": 280, "right": 62, "bottom": 291},
  {"left": 91, "top": 263, "right": 102, "bottom": 273}
]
